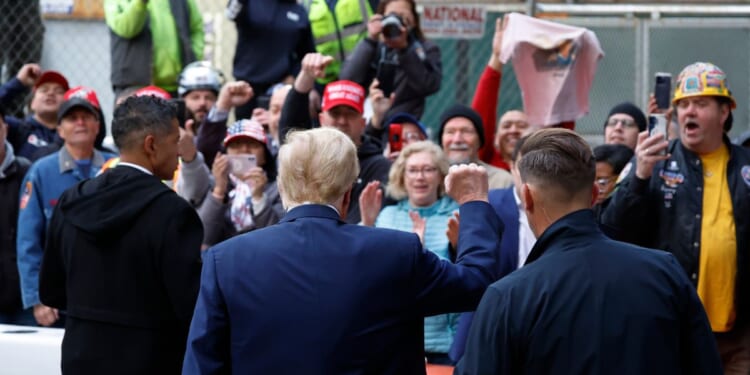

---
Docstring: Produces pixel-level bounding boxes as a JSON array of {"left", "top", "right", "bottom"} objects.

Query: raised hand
[
  {"left": 211, "top": 152, "right": 230, "bottom": 200},
  {"left": 295, "top": 53, "right": 335, "bottom": 94},
  {"left": 634, "top": 130, "right": 670, "bottom": 180},
  {"left": 217, "top": 81, "right": 254, "bottom": 111},
  {"left": 445, "top": 164, "right": 489, "bottom": 204},
  {"left": 178, "top": 119, "right": 197, "bottom": 163},
  {"left": 16, "top": 63, "right": 41, "bottom": 87},
  {"left": 358, "top": 180, "right": 383, "bottom": 226},
  {"left": 446, "top": 211, "right": 460, "bottom": 250},
  {"left": 409, "top": 210, "right": 426, "bottom": 245}
]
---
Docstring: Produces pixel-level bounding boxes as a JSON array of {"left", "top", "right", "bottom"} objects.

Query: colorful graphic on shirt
[
  {"left": 659, "top": 161, "right": 684, "bottom": 209},
  {"left": 532, "top": 39, "right": 578, "bottom": 71},
  {"left": 659, "top": 169, "right": 685, "bottom": 189},
  {"left": 741, "top": 165, "right": 750, "bottom": 187},
  {"left": 26, "top": 134, "right": 48, "bottom": 148},
  {"left": 19, "top": 181, "right": 32, "bottom": 210}
]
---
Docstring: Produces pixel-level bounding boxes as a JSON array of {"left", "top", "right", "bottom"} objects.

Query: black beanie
[
  {"left": 605, "top": 102, "right": 647, "bottom": 132},
  {"left": 438, "top": 104, "right": 484, "bottom": 147}
]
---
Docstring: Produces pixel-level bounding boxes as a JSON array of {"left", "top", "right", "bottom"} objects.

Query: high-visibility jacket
[{"left": 308, "top": 0, "right": 373, "bottom": 84}]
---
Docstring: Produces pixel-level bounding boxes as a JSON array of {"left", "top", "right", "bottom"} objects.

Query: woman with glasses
[{"left": 359, "top": 140, "right": 459, "bottom": 365}]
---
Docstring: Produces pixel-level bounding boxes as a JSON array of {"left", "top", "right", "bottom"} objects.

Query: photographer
[{"left": 340, "top": 0, "right": 441, "bottom": 123}]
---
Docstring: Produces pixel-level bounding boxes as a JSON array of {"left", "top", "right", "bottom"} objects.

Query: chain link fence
[
  {"left": 0, "top": 0, "right": 45, "bottom": 118},
  {"left": 1, "top": 2, "right": 748, "bottom": 143}
]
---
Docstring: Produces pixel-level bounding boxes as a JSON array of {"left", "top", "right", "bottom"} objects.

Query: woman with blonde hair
[{"left": 359, "top": 140, "right": 459, "bottom": 365}]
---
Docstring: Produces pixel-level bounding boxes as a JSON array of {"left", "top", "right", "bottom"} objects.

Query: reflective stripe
[
  {"left": 315, "top": 22, "right": 367, "bottom": 45},
  {"left": 313, "top": 0, "right": 370, "bottom": 46},
  {"left": 358, "top": 0, "right": 369, "bottom": 24}
]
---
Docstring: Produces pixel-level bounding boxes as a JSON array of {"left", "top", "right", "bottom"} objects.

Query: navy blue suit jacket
[
  {"left": 488, "top": 188, "right": 520, "bottom": 276},
  {"left": 183, "top": 201, "right": 502, "bottom": 374},
  {"left": 450, "top": 187, "right": 519, "bottom": 361},
  {"left": 456, "top": 209, "right": 721, "bottom": 374}
]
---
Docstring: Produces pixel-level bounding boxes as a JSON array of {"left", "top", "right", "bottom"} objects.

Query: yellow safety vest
[{"left": 308, "top": 0, "right": 373, "bottom": 84}]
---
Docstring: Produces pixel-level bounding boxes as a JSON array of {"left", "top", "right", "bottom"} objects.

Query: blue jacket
[
  {"left": 16, "top": 147, "right": 115, "bottom": 308},
  {"left": 374, "top": 196, "right": 459, "bottom": 354},
  {"left": 455, "top": 209, "right": 722, "bottom": 375},
  {"left": 450, "top": 187, "right": 518, "bottom": 361},
  {"left": 183, "top": 201, "right": 502, "bottom": 374},
  {"left": 0, "top": 77, "right": 61, "bottom": 160}
]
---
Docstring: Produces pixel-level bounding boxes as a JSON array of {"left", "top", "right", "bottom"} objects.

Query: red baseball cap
[
  {"left": 58, "top": 86, "right": 101, "bottom": 121},
  {"left": 134, "top": 85, "right": 172, "bottom": 100},
  {"left": 34, "top": 70, "right": 70, "bottom": 92},
  {"left": 322, "top": 80, "right": 365, "bottom": 114}
]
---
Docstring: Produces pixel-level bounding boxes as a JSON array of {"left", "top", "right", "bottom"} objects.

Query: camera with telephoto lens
[{"left": 381, "top": 13, "right": 405, "bottom": 39}]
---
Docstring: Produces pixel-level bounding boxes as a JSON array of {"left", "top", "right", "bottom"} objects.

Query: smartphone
[
  {"left": 376, "top": 60, "right": 398, "bottom": 98},
  {"left": 388, "top": 123, "right": 403, "bottom": 153},
  {"left": 648, "top": 114, "right": 668, "bottom": 155},
  {"left": 654, "top": 72, "right": 672, "bottom": 110},
  {"left": 170, "top": 98, "right": 187, "bottom": 128},
  {"left": 227, "top": 154, "right": 257, "bottom": 177},
  {"left": 256, "top": 95, "right": 270, "bottom": 110}
]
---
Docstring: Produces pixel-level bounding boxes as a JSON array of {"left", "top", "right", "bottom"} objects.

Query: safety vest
[{"left": 307, "top": 0, "right": 373, "bottom": 84}]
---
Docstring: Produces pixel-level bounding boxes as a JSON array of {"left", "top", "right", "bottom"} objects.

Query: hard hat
[
  {"left": 672, "top": 62, "right": 736, "bottom": 108},
  {"left": 177, "top": 61, "right": 225, "bottom": 97}
]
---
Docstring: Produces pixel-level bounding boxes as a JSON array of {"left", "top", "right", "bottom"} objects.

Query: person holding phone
[
  {"left": 383, "top": 112, "right": 428, "bottom": 161},
  {"left": 339, "top": 0, "right": 441, "bottom": 122},
  {"left": 602, "top": 62, "right": 750, "bottom": 373},
  {"left": 190, "top": 119, "right": 283, "bottom": 248}
]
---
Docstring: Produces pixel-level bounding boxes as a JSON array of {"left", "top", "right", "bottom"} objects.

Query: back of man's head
[
  {"left": 112, "top": 96, "right": 177, "bottom": 152},
  {"left": 278, "top": 128, "right": 359, "bottom": 208},
  {"left": 518, "top": 128, "right": 595, "bottom": 206}
]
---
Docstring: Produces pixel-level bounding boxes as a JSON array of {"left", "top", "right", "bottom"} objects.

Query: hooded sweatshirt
[{"left": 39, "top": 165, "right": 203, "bottom": 373}]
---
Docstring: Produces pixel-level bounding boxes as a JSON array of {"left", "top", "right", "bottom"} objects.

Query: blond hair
[
  {"left": 278, "top": 128, "right": 359, "bottom": 208},
  {"left": 386, "top": 141, "right": 450, "bottom": 200}
]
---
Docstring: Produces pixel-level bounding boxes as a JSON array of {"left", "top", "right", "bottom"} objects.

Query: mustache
[{"left": 449, "top": 143, "right": 470, "bottom": 151}]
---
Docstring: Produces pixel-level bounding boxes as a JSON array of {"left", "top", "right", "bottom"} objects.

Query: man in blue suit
[
  {"left": 455, "top": 128, "right": 721, "bottom": 374},
  {"left": 183, "top": 127, "right": 503, "bottom": 374}
]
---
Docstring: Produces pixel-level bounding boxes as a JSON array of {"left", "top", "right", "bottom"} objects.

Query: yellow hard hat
[{"left": 672, "top": 62, "right": 736, "bottom": 108}]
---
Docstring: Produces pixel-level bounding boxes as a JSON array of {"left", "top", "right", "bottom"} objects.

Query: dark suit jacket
[
  {"left": 183, "top": 201, "right": 502, "bottom": 374},
  {"left": 450, "top": 187, "right": 519, "bottom": 361},
  {"left": 455, "top": 210, "right": 722, "bottom": 375}
]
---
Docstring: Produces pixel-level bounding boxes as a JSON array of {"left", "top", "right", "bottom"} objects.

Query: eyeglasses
[
  {"left": 595, "top": 176, "right": 616, "bottom": 187},
  {"left": 606, "top": 118, "right": 637, "bottom": 128},
  {"left": 403, "top": 132, "right": 423, "bottom": 142},
  {"left": 405, "top": 166, "right": 439, "bottom": 177}
]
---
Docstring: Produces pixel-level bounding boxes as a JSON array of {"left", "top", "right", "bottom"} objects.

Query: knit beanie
[
  {"left": 438, "top": 104, "right": 484, "bottom": 147},
  {"left": 605, "top": 102, "right": 647, "bottom": 132}
]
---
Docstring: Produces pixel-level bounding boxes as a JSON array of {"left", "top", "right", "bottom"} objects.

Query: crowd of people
[{"left": 0, "top": 1, "right": 749, "bottom": 374}]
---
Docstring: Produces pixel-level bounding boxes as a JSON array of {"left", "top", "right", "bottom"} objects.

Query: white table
[{"left": 0, "top": 324, "right": 62, "bottom": 374}]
